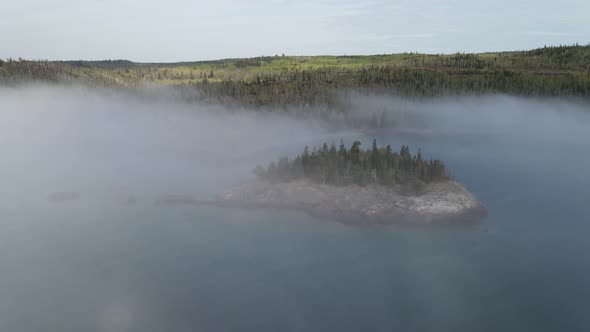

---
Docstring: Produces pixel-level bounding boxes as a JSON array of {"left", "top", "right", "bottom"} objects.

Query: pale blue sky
[{"left": 1, "top": 0, "right": 588, "bottom": 62}]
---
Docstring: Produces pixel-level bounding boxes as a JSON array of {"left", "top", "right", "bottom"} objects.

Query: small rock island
[{"left": 219, "top": 140, "right": 486, "bottom": 225}]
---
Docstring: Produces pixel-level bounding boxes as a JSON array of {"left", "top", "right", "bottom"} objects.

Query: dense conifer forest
[
  {"left": 2, "top": 44, "right": 589, "bottom": 108},
  {"left": 255, "top": 140, "right": 449, "bottom": 187}
]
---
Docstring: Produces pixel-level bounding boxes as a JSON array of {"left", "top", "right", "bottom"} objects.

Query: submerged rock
[{"left": 217, "top": 180, "right": 486, "bottom": 225}]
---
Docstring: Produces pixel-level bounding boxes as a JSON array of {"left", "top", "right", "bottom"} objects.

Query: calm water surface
[{"left": 0, "top": 90, "right": 589, "bottom": 331}]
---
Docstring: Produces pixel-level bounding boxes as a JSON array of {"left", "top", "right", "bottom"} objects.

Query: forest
[
  {"left": 2, "top": 44, "right": 590, "bottom": 110},
  {"left": 255, "top": 140, "right": 449, "bottom": 187}
]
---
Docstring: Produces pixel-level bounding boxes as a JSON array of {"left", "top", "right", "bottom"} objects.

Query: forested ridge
[
  {"left": 2, "top": 44, "right": 590, "bottom": 107},
  {"left": 255, "top": 140, "right": 449, "bottom": 187}
]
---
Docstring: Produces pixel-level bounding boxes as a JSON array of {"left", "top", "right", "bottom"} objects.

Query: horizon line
[{"left": 2, "top": 42, "right": 589, "bottom": 64}]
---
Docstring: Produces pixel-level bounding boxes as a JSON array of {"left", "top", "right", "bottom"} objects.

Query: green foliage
[
  {"left": 0, "top": 59, "right": 70, "bottom": 83},
  {"left": 188, "top": 62, "right": 590, "bottom": 108},
  {"left": 256, "top": 140, "right": 449, "bottom": 187},
  {"left": 3, "top": 44, "right": 590, "bottom": 105},
  {"left": 63, "top": 59, "right": 137, "bottom": 69}
]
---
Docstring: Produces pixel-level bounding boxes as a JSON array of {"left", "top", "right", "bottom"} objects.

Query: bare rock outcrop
[{"left": 217, "top": 180, "right": 486, "bottom": 225}]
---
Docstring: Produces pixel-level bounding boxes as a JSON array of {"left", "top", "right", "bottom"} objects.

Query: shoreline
[{"left": 215, "top": 179, "right": 487, "bottom": 226}]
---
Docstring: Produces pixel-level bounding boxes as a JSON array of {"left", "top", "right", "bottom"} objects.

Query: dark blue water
[{"left": 1, "top": 89, "right": 589, "bottom": 331}]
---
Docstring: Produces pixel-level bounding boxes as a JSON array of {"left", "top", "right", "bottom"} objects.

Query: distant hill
[
  {"left": 60, "top": 44, "right": 590, "bottom": 72},
  {"left": 2, "top": 44, "right": 590, "bottom": 107},
  {"left": 62, "top": 59, "right": 138, "bottom": 69}
]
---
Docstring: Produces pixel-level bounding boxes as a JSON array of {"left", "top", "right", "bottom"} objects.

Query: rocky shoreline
[{"left": 217, "top": 180, "right": 486, "bottom": 225}]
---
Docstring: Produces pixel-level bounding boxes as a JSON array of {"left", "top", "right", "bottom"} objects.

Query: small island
[{"left": 218, "top": 140, "right": 486, "bottom": 225}]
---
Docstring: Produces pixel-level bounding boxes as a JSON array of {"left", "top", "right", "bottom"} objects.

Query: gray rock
[{"left": 217, "top": 180, "right": 486, "bottom": 225}]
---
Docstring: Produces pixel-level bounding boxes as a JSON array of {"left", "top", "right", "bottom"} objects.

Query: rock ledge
[{"left": 217, "top": 180, "right": 486, "bottom": 225}]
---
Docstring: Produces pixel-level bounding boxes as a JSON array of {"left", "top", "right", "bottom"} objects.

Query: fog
[
  {"left": 0, "top": 85, "right": 345, "bottom": 201},
  {"left": 1, "top": 85, "right": 589, "bottom": 331}
]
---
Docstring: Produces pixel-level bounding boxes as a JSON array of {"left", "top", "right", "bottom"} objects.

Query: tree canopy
[
  {"left": 3, "top": 44, "right": 589, "bottom": 105},
  {"left": 255, "top": 139, "right": 449, "bottom": 187}
]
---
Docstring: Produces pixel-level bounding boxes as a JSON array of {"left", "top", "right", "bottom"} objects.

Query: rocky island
[{"left": 218, "top": 140, "right": 486, "bottom": 225}]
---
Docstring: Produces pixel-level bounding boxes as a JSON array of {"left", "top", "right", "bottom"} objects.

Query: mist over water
[{"left": 1, "top": 85, "right": 589, "bottom": 331}]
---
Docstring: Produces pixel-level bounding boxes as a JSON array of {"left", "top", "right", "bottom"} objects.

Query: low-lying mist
[
  {"left": 0, "top": 84, "right": 345, "bottom": 203},
  {"left": 1, "top": 84, "right": 589, "bottom": 332},
  {"left": 2, "top": 85, "right": 588, "bottom": 201}
]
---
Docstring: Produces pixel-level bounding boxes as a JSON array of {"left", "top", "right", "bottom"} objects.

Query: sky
[{"left": 1, "top": 0, "right": 589, "bottom": 62}]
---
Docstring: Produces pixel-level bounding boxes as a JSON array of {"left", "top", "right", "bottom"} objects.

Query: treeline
[
  {"left": 3, "top": 45, "right": 590, "bottom": 107},
  {"left": 0, "top": 59, "right": 70, "bottom": 83},
  {"left": 190, "top": 65, "right": 590, "bottom": 108},
  {"left": 256, "top": 140, "right": 449, "bottom": 187},
  {"left": 380, "top": 45, "right": 590, "bottom": 71},
  {"left": 188, "top": 45, "right": 590, "bottom": 107},
  {"left": 0, "top": 59, "right": 131, "bottom": 87},
  {"left": 63, "top": 59, "right": 137, "bottom": 69}
]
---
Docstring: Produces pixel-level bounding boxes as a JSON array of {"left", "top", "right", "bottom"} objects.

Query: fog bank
[{"left": 1, "top": 85, "right": 589, "bottom": 332}]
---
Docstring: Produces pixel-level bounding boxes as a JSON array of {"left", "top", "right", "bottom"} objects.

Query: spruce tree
[
  {"left": 255, "top": 140, "right": 448, "bottom": 186},
  {"left": 371, "top": 139, "right": 378, "bottom": 170}
]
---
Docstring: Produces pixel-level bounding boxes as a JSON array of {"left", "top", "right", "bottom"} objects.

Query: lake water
[{"left": 0, "top": 87, "right": 589, "bottom": 331}]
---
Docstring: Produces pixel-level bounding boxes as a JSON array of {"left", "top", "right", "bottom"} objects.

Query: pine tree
[
  {"left": 302, "top": 145, "right": 310, "bottom": 173},
  {"left": 385, "top": 145, "right": 393, "bottom": 168},
  {"left": 321, "top": 143, "right": 329, "bottom": 155},
  {"left": 371, "top": 139, "right": 378, "bottom": 170},
  {"left": 350, "top": 141, "right": 362, "bottom": 165},
  {"left": 338, "top": 139, "right": 347, "bottom": 157},
  {"left": 255, "top": 140, "right": 448, "bottom": 186}
]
